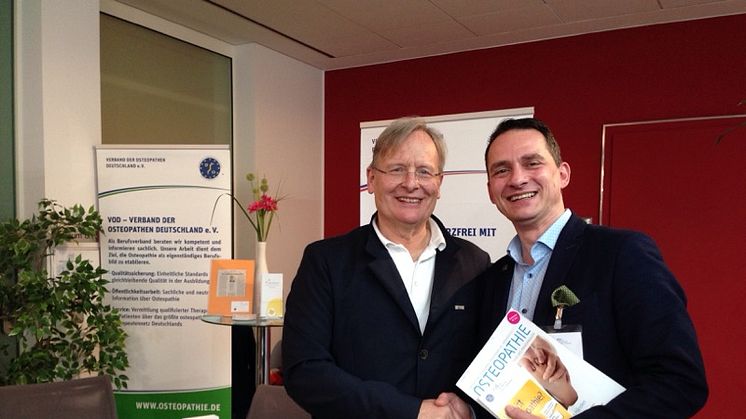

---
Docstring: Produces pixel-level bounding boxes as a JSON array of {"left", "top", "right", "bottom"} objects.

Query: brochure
[
  {"left": 207, "top": 259, "right": 254, "bottom": 316},
  {"left": 255, "top": 272, "right": 284, "bottom": 318},
  {"left": 457, "top": 310, "right": 625, "bottom": 418}
]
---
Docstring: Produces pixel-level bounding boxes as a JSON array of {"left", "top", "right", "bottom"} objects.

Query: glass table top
[{"left": 200, "top": 314, "right": 284, "bottom": 327}]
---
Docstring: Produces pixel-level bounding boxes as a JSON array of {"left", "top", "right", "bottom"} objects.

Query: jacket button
[{"left": 419, "top": 349, "right": 429, "bottom": 360}]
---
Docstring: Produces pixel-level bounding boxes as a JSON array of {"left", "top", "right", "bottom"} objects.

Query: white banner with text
[{"left": 96, "top": 145, "right": 232, "bottom": 419}]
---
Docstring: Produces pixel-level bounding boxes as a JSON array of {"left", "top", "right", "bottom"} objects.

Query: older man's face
[{"left": 367, "top": 130, "right": 443, "bottom": 235}]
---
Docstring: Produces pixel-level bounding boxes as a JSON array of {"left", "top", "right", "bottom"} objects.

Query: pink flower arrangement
[
  {"left": 248, "top": 194, "right": 278, "bottom": 213},
  {"left": 212, "top": 173, "right": 283, "bottom": 242},
  {"left": 243, "top": 173, "right": 282, "bottom": 242}
]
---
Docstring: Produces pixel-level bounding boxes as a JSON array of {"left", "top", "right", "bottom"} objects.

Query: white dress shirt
[{"left": 373, "top": 218, "right": 446, "bottom": 334}]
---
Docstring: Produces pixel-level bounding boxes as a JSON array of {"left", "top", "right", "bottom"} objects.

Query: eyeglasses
[{"left": 371, "top": 166, "right": 442, "bottom": 183}]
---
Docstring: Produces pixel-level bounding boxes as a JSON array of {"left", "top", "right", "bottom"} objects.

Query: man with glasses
[{"left": 284, "top": 117, "right": 491, "bottom": 418}]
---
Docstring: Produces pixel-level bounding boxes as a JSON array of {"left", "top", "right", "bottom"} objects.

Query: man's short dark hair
[{"left": 484, "top": 118, "right": 562, "bottom": 168}]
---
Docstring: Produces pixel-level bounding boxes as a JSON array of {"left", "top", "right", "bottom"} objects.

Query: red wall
[
  {"left": 324, "top": 14, "right": 746, "bottom": 417},
  {"left": 325, "top": 14, "right": 746, "bottom": 236}
]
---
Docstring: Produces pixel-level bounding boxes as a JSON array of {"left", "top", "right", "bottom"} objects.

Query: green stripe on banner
[{"left": 115, "top": 387, "right": 231, "bottom": 419}]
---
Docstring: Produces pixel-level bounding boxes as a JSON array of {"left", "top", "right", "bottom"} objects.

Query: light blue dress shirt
[{"left": 506, "top": 209, "right": 572, "bottom": 321}]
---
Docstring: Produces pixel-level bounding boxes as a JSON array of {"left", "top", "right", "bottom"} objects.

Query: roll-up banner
[
  {"left": 96, "top": 145, "right": 232, "bottom": 419},
  {"left": 360, "top": 108, "right": 534, "bottom": 261}
]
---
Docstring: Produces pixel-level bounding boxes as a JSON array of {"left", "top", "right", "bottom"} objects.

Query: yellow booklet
[{"left": 506, "top": 377, "right": 571, "bottom": 419}]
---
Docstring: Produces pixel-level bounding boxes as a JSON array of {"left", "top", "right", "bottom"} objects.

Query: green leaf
[{"left": 0, "top": 199, "right": 128, "bottom": 388}]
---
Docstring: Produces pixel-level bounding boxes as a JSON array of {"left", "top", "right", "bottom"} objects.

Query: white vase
[{"left": 254, "top": 241, "right": 268, "bottom": 314}]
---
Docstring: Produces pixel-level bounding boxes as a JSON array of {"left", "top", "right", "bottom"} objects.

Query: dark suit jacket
[
  {"left": 477, "top": 214, "right": 708, "bottom": 418},
  {"left": 283, "top": 215, "right": 491, "bottom": 419}
]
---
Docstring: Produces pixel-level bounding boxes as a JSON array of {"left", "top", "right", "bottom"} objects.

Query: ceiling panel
[
  {"left": 459, "top": 4, "right": 560, "bottom": 35},
  {"left": 110, "top": 0, "right": 746, "bottom": 70},
  {"left": 384, "top": 19, "right": 476, "bottom": 48},
  {"left": 318, "top": 0, "right": 453, "bottom": 31},
  {"left": 431, "top": 0, "right": 545, "bottom": 18},
  {"left": 212, "top": 0, "right": 366, "bottom": 41},
  {"left": 545, "top": 0, "right": 660, "bottom": 22},
  {"left": 659, "top": 0, "right": 726, "bottom": 7},
  {"left": 322, "top": 31, "right": 400, "bottom": 57}
]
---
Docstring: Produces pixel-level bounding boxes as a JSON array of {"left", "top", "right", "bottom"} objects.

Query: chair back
[{"left": 0, "top": 375, "right": 117, "bottom": 419}]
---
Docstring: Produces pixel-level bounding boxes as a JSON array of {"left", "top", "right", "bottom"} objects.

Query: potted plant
[{"left": 0, "top": 199, "right": 128, "bottom": 388}]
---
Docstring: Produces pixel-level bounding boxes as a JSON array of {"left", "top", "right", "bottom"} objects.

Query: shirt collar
[
  {"left": 373, "top": 217, "right": 447, "bottom": 252},
  {"left": 507, "top": 209, "right": 572, "bottom": 264}
]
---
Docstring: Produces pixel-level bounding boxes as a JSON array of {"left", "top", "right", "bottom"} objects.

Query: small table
[{"left": 201, "top": 315, "right": 284, "bottom": 385}]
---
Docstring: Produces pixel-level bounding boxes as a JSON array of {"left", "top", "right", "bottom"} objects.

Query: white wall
[
  {"left": 14, "top": 0, "right": 324, "bottom": 303},
  {"left": 15, "top": 0, "right": 102, "bottom": 217},
  {"left": 233, "top": 43, "right": 324, "bottom": 303}
]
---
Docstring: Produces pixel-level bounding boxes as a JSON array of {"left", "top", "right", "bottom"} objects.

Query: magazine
[{"left": 457, "top": 310, "right": 625, "bottom": 418}]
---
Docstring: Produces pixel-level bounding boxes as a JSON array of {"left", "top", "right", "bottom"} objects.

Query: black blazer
[
  {"left": 477, "top": 214, "right": 708, "bottom": 418},
  {"left": 283, "top": 215, "right": 491, "bottom": 419}
]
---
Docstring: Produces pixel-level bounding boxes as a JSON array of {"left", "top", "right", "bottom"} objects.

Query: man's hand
[
  {"left": 418, "top": 393, "right": 471, "bottom": 419},
  {"left": 504, "top": 405, "right": 542, "bottom": 419},
  {"left": 434, "top": 392, "right": 472, "bottom": 418}
]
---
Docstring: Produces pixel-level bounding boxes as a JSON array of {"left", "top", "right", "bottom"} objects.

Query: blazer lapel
[
  {"left": 478, "top": 258, "right": 514, "bottom": 340},
  {"left": 426, "top": 243, "right": 461, "bottom": 329},
  {"left": 493, "top": 259, "right": 513, "bottom": 317},
  {"left": 534, "top": 215, "right": 586, "bottom": 324},
  {"left": 364, "top": 230, "right": 421, "bottom": 333}
]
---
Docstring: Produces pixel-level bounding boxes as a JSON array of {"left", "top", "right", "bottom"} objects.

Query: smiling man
[
  {"left": 283, "top": 117, "right": 491, "bottom": 419},
  {"left": 476, "top": 118, "right": 708, "bottom": 418}
]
